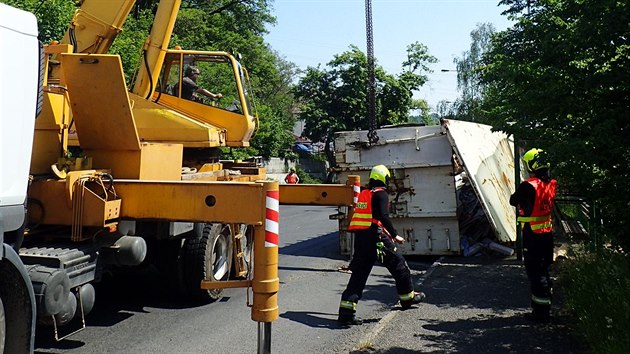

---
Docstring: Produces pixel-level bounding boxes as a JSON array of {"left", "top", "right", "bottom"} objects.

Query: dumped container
[{"left": 332, "top": 119, "right": 516, "bottom": 256}]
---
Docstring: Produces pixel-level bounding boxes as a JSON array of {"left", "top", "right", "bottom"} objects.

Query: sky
[{"left": 264, "top": 0, "right": 514, "bottom": 111}]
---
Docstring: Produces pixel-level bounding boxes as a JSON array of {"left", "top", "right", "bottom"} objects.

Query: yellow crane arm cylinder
[{"left": 132, "top": 0, "right": 182, "bottom": 98}]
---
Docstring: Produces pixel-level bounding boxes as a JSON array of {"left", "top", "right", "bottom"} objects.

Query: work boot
[
  {"left": 337, "top": 313, "right": 363, "bottom": 325},
  {"left": 338, "top": 300, "right": 362, "bottom": 325},
  {"left": 400, "top": 291, "right": 426, "bottom": 310}
]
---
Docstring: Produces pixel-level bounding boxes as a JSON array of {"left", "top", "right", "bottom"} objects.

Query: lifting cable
[{"left": 365, "top": 0, "right": 379, "bottom": 146}]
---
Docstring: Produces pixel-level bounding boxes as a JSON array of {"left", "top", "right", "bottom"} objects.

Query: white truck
[
  {"left": 332, "top": 119, "right": 516, "bottom": 256},
  {"left": 0, "top": 3, "right": 42, "bottom": 352}
]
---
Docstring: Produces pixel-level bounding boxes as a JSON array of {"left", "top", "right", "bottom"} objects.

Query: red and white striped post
[
  {"left": 347, "top": 175, "right": 361, "bottom": 262},
  {"left": 352, "top": 179, "right": 361, "bottom": 207},
  {"left": 264, "top": 188, "right": 279, "bottom": 248},
  {"left": 252, "top": 180, "right": 280, "bottom": 354}
]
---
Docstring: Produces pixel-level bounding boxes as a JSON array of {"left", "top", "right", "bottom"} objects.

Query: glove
[
  {"left": 394, "top": 235, "right": 405, "bottom": 244},
  {"left": 376, "top": 241, "right": 385, "bottom": 263}
]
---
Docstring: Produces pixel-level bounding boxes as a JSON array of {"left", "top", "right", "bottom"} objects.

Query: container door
[{"left": 443, "top": 119, "right": 516, "bottom": 243}]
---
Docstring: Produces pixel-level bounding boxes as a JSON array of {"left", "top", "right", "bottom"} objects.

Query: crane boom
[{"left": 59, "top": 0, "right": 136, "bottom": 54}]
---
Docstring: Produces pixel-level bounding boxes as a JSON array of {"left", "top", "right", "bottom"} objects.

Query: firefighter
[
  {"left": 338, "top": 165, "right": 426, "bottom": 325},
  {"left": 284, "top": 167, "right": 299, "bottom": 184},
  {"left": 510, "top": 148, "right": 557, "bottom": 323}
]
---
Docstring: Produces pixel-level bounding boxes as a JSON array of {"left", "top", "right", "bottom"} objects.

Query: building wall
[{"left": 261, "top": 157, "right": 328, "bottom": 183}]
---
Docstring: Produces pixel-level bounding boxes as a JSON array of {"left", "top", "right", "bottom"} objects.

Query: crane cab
[{"left": 153, "top": 50, "right": 258, "bottom": 147}]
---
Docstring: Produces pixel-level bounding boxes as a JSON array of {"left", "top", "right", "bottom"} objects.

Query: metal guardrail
[{"left": 553, "top": 193, "right": 591, "bottom": 240}]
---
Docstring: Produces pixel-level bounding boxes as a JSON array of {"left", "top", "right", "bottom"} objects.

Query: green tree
[
  {"left": 1, "top": 0, "right": 150, "bottom": 81},
  {"left": 436, "top": 100, "right": 456, "bottom": 120},
  {"left": 248, "top": 51, "right": 299, "bottom": 158},
  {"left": 480, "top": 0, "right": 630, "bottom": 250},
  {"left": 110, "top": 9, "right": 154, "bottom": 81},
  {"left": 1, "top": 0, "right": 75, "bottom": 43},
  {"left": 453, "top": 22, "right": 496, "bottom": 121},
  {"left": 410, "top": 99, "right": 433, "bottom": 125},
  {"left": 294, "top": 43, "right": 436, "bottom": 164}
]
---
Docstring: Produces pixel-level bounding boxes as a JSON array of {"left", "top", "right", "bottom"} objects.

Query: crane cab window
[{"left": 159, "top": 52, "right": 246, "bottom": 114}]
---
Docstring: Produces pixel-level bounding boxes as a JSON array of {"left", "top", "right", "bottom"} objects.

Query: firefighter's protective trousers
[
  {"left": 340, "top": 228, "right": 413, "bottom": 317},
  {"left": 523, "top": 228, "right": 554, "bottom": 317}
]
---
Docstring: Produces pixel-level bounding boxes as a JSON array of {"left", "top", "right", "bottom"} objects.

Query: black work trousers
[
  {"left": 523, "top": 229, "right": 554, "bottom": 317},
  {"left": 340, "top": 230, "right": 413, "bottom": 309}
]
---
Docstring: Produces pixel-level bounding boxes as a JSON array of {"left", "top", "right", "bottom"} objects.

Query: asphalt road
[{"left": 34, "top": 205, "right": 434, "bottom": 353}]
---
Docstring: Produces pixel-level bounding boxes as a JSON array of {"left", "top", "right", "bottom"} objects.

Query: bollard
[
  {"left": 349, "top": 175, "right": 360, "bottom": 207},
  {"left": 252, "top": 180, "right": 279, "bottom": 353},
  {"left": 347, "top": 175, "right": 360, "bottom": 263}
]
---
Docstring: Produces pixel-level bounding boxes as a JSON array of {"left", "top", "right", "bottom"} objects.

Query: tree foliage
[
  {"left": 294, "top": 43, "right": 436, "bottom": 164},
  {"left": 453, "top": 22, "right": 496, "bottom": 121},
  {"left": 480, "top": 0, "right": 630, "bottom": 250},
  {"left": 1, "top": 0, "right": 75, "bottom": 43}
]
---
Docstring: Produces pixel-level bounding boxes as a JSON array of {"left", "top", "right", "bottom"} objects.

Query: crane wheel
[
  {"left": 0, "top": 259, "right": 34, "bottom": 353},
  {"left": 181, "top": 223, "right": 233, "bottom": 302},
  {"left": 0, "top": 297, "right": 5, "bottom": 352}
]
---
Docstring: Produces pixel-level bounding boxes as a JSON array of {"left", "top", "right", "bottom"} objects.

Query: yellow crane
[
  {"left": 23, "top": 0, "right": 271, "bottom": 341},
  {"left": 7, "top": 1, "right": 358, "bottom": 350},
  {"left": 33, "top": 0, "right": 258, "bottom": 179}
]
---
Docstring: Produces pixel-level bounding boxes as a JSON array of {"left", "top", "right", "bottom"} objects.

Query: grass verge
[{"left": 559, "top": 246, "right": 630, "bottom": 353}]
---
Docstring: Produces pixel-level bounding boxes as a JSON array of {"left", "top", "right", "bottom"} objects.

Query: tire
[
  {"left": 181, "top": 223, "right": 233, "bottom": 302},
  {"left": 0, "top": 296, "right": 5, "bottom": 353},
  {"left": 0, "top": 258, "right": 34, "bottom": 353}
]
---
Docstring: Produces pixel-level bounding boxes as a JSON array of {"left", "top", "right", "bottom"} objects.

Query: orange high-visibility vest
[
  {"left": 348, "top": 187, "right": 385, "bottom": 231},
  {"left": 517, "top": 177, "right": 557, "bottom": 233},
  {"left": 285, "top": 173, "right": 298, "bottom": 184}
]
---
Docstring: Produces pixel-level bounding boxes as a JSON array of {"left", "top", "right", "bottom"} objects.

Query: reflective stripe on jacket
[{"left": 517, "top": 177, "right": 557, "bottom": 233}]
